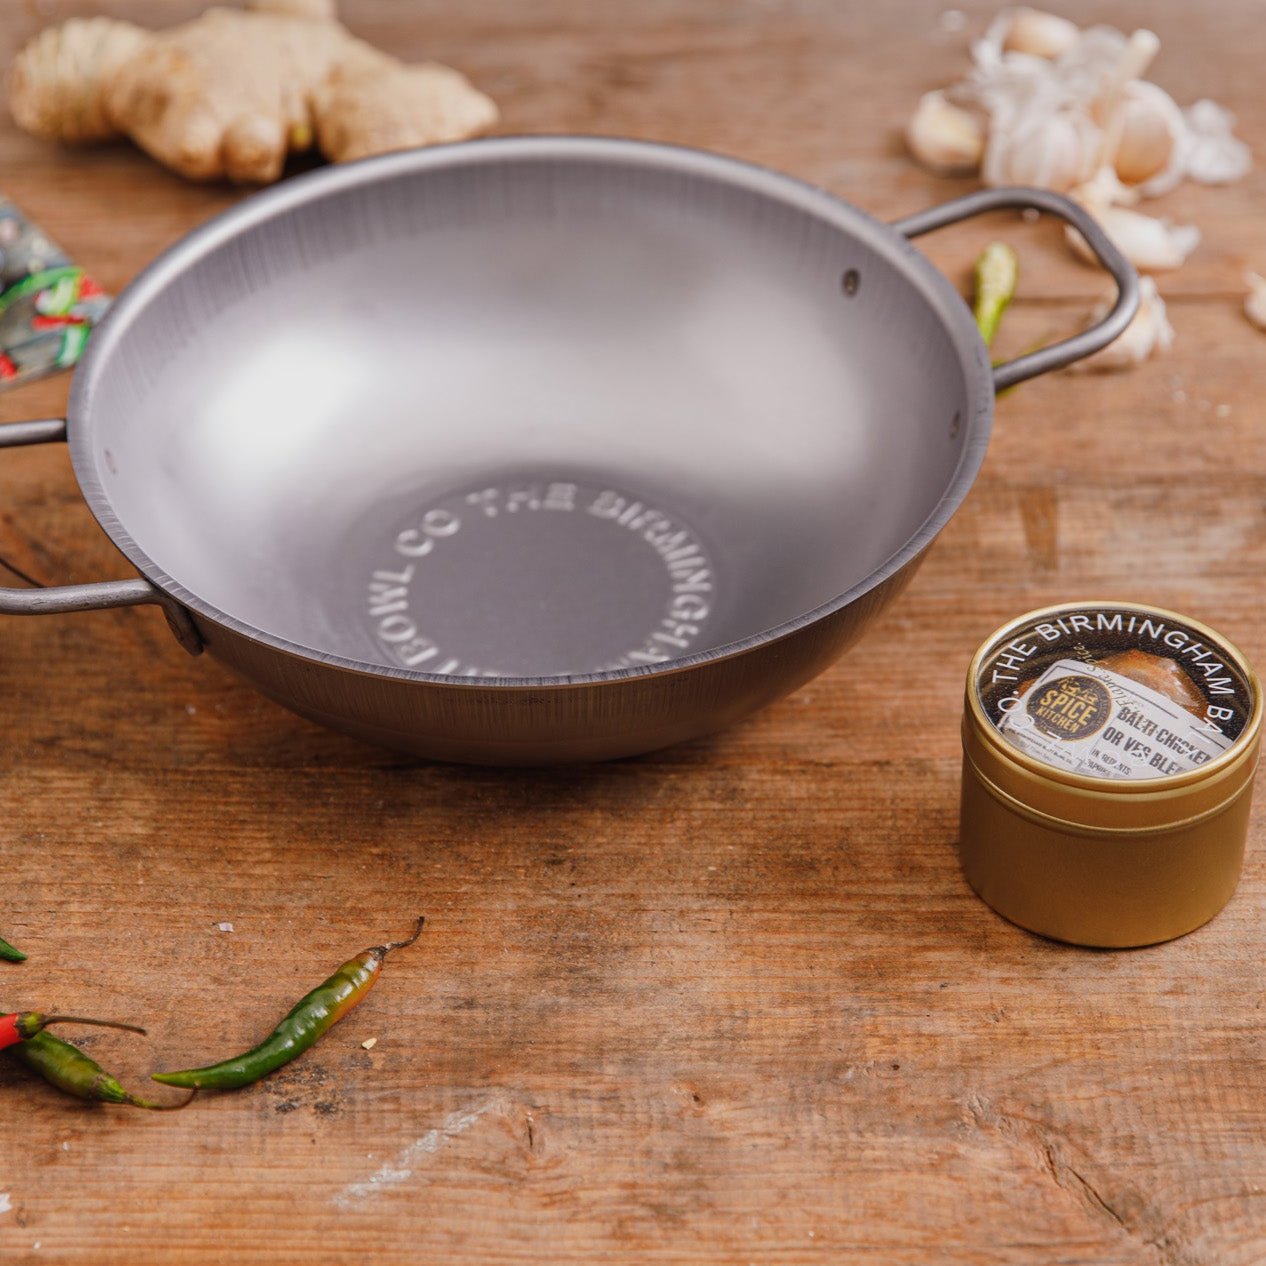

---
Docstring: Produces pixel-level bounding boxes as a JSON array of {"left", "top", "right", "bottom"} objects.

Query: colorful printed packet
[{"left": 0, "top": 197, "right": 110, "bottom": 391}]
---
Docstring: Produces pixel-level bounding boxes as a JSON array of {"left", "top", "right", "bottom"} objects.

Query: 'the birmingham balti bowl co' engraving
[{"left": 364, "top": 480, "right": 717, "bottom": 677}]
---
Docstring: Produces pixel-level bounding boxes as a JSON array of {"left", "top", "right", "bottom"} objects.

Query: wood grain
[{"left": 1, "top": 1, "right": 1264, "bottom": 1262}]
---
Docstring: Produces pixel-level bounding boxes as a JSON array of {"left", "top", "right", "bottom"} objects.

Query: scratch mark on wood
[
  {"left": 966, "top": 1095, "right": 1194, "bottom": 1266},
  {"left": 332, "top": 1099, "right": 504, "bottom": 1208},
  {"left": 0, "top": 551, "right": 44, "bottom": 588},
  {"left": 1037, "top": 1138, "right": 1132, "bottom": 1234}
]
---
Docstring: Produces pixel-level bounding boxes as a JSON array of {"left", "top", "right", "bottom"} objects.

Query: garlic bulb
[
  {"left": 982, "top": 106, "right": 1098, "bottom": 191},
  {"left": 905, "top": 90, "right": 985, "bottom": 174},
  {"left": 1074, "top": 276, "right": 1173, "bottom": 371},
  {"left": 1068, "top": 195, "right": 1199, "bottom": 271},
  {"left": 1001, "top": 7, "right": 1080, "bottom": 58},
  {"left": 1245, "top": 272, "right": 1266, "bottom": 332}
]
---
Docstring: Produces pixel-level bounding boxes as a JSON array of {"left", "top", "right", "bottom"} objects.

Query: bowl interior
[{"left": 76, "top": 141, "right": 984, "bottom": 679}]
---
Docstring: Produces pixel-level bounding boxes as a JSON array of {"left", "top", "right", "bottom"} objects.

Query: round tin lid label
[{"left": 975, "top": 604, "right": 1255, "bottom": 780}]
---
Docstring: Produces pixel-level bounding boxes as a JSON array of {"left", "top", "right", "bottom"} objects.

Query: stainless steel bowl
[{"left": 0, "top": 137, "right": 1137, "bottom": 763}]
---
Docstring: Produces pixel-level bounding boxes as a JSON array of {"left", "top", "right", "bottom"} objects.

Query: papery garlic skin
[
  {"left": 1185, "top": 100, "right": 1253, "bottom": 185},
  {"left": 1075, "top": 276, "right": 1173, "bottom": 371},
  {"left": 1075, "top": 162, "right": 1139, "bottom": 209},
  {"left": 1068, "top": 197, "right": 1199, "bottom": 271},
  {"left": 1047, "top": 24, "right": 1128, "bottom": 110},
  {"left": 955, "top": 44, "right": 1051, "bottom": 122},
  {"left": 1245, "top": 272, "right": 1266, "bottom": 332},
  {"left": 906, "top": 90, "right": 985, "bottom": 174}
]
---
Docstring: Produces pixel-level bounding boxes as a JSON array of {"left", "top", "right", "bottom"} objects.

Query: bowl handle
[
  {"left": 0, "top": 418, "right": 202, "bottom": 653},
  {"left": 891, "top": 186, "right": 1140, "bottom": 391}
]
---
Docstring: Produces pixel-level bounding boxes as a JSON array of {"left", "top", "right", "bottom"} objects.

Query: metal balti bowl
[{"left": 0, "top": 138, "right": 1137, "bottom": 764}]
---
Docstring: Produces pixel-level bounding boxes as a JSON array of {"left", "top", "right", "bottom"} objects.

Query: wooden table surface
[{"left": 1, "top": 1, "right": 1264, "bottom": 1261}]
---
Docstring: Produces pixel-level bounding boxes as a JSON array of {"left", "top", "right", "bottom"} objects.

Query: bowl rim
[{"left": 68, "top": 134, "right": 994, "bottom": 689}]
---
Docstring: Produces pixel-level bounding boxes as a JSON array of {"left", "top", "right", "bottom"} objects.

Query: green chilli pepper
[
  {"left": 973, "top": 241, "right": 1019, "bottom": 348},
  {"left": 11, "top": 1030, "right": 194, "bottom": 1110},
  {"left": 0, "top": 935, "right": 26, "bottom": 963},
  {"left": 153, "top": 917, "right": 425, "bottom": 1091}
]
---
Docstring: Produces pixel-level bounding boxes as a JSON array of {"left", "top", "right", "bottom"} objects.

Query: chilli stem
[
  {"left": 42, "top": 1016, "right": 148, "bottom": 1036},
  {"left": 378, "top": 915, "right": 426, "bottom": 956},
  {"left": 130, "top": 1087, "right": 199, "bottom": 1112}
]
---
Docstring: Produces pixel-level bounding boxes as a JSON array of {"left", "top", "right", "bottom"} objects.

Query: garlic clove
[
  {"left": 1001, "top": 7, "right": 1081, "bottom": 58},
  {"left": 1074, "top": 276, "right": 1173, "bottom": 371},
  {"left": 905, "top": 90, "right": 985, "bottom": 175},
  {"left": 1245, "top": 272, "right": 1266, "bottom": 332},
  {"left": 1077, "top": 28, "right": 1160, "bottom": 187},
  {"left": 982, "top": 107, "right": 1099, "bottom": 192},
  {"left": 1113, "top": 80, "right": 1188, "bottom": 191},
  {"left": 1067, "top": 195, "right": 1199, "bottom": 271},
  {"left": 1184, "top": 99, "right": 1252, "bottom": 185}
]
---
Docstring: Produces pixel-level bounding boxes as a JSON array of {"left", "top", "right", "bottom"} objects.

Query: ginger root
[
  {"left": 9, "top": 18, "right": 149, "bottom": 143},
  {"left": 8, "top": 3, "right": 497, "bottom": 185},
  {"left": 313, "top": 57, "right": 496, "bottom": 164}
]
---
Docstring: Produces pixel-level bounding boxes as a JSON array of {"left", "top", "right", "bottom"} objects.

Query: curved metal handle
[
  {"left": 892, "top": 186, "right": 1141, "bottom": 391},
  {"left": 0, "top": 418, "right": 201, "bottom": 651}
]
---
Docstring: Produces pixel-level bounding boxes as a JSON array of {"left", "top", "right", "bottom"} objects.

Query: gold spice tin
[{"left": 960, "top": 601, "right": 1262, "bottom": 947}]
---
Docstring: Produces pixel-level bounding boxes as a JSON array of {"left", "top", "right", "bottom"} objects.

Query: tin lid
[
  {"left": 959, "top": 601, "right": 1263, "bottom": 947},
  {"left": 968, "top": 601, "right": 1261, "bottom": 826}
]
